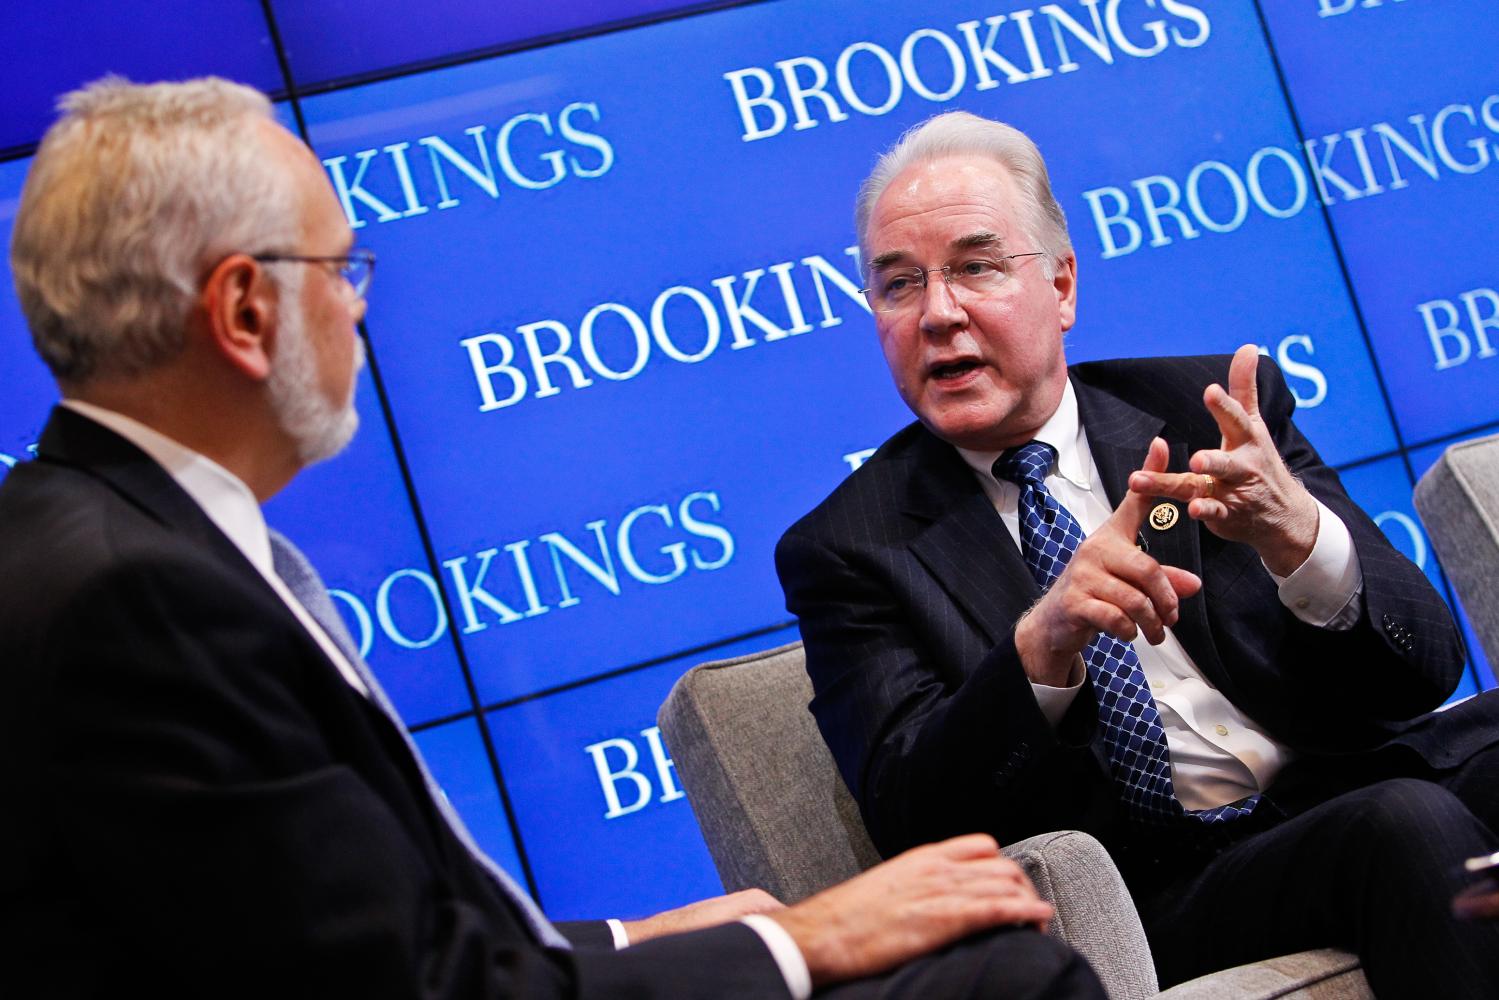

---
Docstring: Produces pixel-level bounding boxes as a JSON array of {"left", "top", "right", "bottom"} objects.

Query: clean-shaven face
[{"left": 864, "top": 154, "right": 1077, "bottom": 451}]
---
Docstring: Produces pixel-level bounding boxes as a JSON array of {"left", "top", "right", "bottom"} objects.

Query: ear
[
  {"left": 199, "top": 253, "right": 277, "bottom": 382},
  {"left": 1053, "top": 252, "right": 1078, "bottom": 333}
]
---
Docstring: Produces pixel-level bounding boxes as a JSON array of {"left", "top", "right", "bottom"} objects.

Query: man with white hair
[
  {"left": 0, "top": 79, "right": 1108, "bottom": 999},
  {"left": 776, "top": 110, "right": 1499, "bottom": 997}
]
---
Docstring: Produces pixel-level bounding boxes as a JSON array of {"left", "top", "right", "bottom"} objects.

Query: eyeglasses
[
  {"left": 861, "top": 252, "right": 1045, "bottom": 313},
  {"left": 252, "top": 249, "right": 377, "bottom": 300}
]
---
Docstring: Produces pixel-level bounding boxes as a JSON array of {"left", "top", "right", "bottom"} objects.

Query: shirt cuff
[
  {"left": 606, "top": 918, "right": 629, "bottom": 950},
  {"left": 1030, "top": 656, "right": 1086, "bottom": 727},
  {"left": 740, "top": 913, "right": 812, "bottom": 1000},
  {"left": 1268, "top": 498, "right": 1363, "bottom": 630}
]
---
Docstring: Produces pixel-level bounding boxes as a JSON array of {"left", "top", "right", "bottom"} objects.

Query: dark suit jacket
[
  {"left": 0, "top": 407, "right": 787, "bottom": 999},
  {"left": 777, "top": 355, "right": 1486, "bottom": 883}
]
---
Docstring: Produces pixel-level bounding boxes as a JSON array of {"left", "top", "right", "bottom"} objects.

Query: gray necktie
[{"left": 267, "top": 529, "right": 569, "bottom": 950}]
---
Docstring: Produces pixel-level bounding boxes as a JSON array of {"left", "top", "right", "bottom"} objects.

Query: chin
[{"left": 299, "top": 407, "right": 360, "bottom": 466}]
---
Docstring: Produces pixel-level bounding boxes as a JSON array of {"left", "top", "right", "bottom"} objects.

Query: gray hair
[
  {"left": 854, "top": 111, "right": 1072, "bottom": 276},
  {"left": 10, "top": 76, "right": 302, "bottom": 382}
]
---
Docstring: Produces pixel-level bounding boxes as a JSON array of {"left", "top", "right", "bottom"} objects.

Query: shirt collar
[
  {"left": 957, "top": 377, "right": 1094, "bottom": 493},
  {"left": 60, "top": 399, "right": 273, "bottom": 575}
]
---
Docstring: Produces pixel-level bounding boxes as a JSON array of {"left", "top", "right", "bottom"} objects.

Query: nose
[{"left": 918, "top": 269, "right": 966, "bottom": 336}]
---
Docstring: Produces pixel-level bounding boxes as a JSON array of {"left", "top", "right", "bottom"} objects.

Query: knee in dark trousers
[
  {"left": 957, "top": 930, "right": 1105, "bottom": 1000},
  {"left": 820, "top": 928, "right": 1106, "bottom": 1000},
  {"left": 1144, "top": 776, "right": 1499, "bottom": 997},
  {"left": 1335, "top": 778, "right": 1486, "bottom": 877}
]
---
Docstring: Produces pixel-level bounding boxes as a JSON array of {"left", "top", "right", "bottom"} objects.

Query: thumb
[{"left": 1110, "top": 437, "right": 1168, "bottom": 535}]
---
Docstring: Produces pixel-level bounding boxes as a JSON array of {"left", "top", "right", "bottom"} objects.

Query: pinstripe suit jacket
[{"left": 776, "top": 354, "right": 1480, "bottom": 870}]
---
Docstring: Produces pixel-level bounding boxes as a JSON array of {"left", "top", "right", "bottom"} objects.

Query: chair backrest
[
  {"left": 1413, "top": 432, "right": 1499, "bottom": 669},
  {"left": 657, "top": 640, "right": 882, "bottom": 903}
]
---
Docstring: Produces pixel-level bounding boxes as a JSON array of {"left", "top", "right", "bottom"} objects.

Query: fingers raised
[
  {"left": 1228, "top": 343, "right": 1261, "bottom": 417},
  {"left": 1204, "top": 382, "right": 1256, "bottom": 448},
  {"left": 1113, "top": 436, "right": 1169, "bottom": 534}
]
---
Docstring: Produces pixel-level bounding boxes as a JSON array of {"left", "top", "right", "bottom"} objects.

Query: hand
[
  {"left": 1127, "top": 344, "right": 1319, "bottom": 577},
  {"left": 770, "top": 834, "right": 1053, "bottom": 988},
  {"left": 1015, "top": 436, "right": 1202, "bottom": 685},
  {"left": 621, "top": 888, "right": 785, "bottom": 944}
]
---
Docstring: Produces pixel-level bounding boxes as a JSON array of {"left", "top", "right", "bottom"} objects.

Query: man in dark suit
[
  {"left": 776, "top": 110, "right": 1499, "bottom": 997},
  {"left": 0, "top": 80, "right": 1107, "bottom": 999}
]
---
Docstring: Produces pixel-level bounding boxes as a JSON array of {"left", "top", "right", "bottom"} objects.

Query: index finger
[{"left": 1227, "top": 343, "right": 1262, "bottom": 425}]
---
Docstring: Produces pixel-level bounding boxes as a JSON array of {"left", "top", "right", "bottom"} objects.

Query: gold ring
[{"left": 1201, "top": 474, "right": 1215, "bottom": 499}]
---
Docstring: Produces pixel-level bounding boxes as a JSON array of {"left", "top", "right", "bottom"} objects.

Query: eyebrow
[
  {"left": 952, "top": 230, "right": 1004, "bottom": 251},
  {"left": 867, "top": 231, "right": 1006, "bottom": 272},
  {"left": 867, "top": 249, "right": 910, "bottom": 271}
]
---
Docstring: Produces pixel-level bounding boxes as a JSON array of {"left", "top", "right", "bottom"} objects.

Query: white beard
[{"left": 266, "top": 271, "right": 363, "bottom": 466}]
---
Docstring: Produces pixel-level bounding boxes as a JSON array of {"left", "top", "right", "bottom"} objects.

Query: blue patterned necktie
[
  {"left": 995, "top": 442, "right": 1257, "bottom": 826},
  {"left": 268, "top": 530, "right": 571, "bottom": 949}
]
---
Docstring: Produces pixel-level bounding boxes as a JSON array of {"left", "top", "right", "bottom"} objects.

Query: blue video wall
[{"left": 2, "top": 0, "right": 1497, "bottom": 920}]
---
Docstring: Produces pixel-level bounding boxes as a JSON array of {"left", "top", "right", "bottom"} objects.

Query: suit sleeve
[
  {"left": 1239, "top": 357, "right": 1465, "bottom": 727},
  {"left": 37, "top": 550, "right": 789, "bottom": 1000},
  {"left": 776, "top": 529, "right": 1111, "bottom": 859}
]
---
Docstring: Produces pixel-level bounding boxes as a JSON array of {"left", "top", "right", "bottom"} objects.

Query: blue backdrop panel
[
  {"left": 270, "top": 0, "right": 723, "bottom": 88},
  {"left": 1025, "top": 1, "right": 1395, "bottom": 468},
  {"left": 0, "top": 158, "right": 53, "bottom": 470},
  {"left": 0, "top": 0, "right": 283, "bottom": 151},
  {"left": 1260, "top": 0, "right": 1499, "bottom": 446},
  {"left": 413, "top": 717, "right": 528, "bottom": 884}
]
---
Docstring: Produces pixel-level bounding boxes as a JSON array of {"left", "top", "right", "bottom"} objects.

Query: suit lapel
[
  {"left": 1072, "top": 376, "right": 1236, "bottom": 696},
  {"left": 900, "top": 429, "right": 1038, "bottom": 646}
]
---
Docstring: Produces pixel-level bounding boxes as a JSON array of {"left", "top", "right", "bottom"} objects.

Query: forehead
[{"left": 866, "top": 154, "right": 1025, "bottom": 259}]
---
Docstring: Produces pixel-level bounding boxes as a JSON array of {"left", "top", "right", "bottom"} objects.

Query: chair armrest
[{"left": 1004, "top": 830, "right": 1159, "bottom": 1000}]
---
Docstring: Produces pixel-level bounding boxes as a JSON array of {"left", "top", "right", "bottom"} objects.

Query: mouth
[{"left": 929, "top": 358, "right": 983, "bottom": 383}]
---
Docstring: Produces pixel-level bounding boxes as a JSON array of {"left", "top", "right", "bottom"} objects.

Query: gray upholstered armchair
[
  {"left": 1415, "top": 431, "right": 1499, "bottom": 672},
  {"left": 658, "top": 641, "right": 1369, "bottom": 998}
]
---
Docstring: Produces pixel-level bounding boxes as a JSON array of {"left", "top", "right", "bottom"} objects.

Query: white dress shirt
[
  {"left": 61, "top": 401, "right": 811, "bottom": 995},
  {"left": 956, "top": 380, "right": 1364, "bottom": 809}
]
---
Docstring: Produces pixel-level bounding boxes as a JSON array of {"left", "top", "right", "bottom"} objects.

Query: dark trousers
[
  {"left": 820, "top": 927, "right": 1105, "bottom": 1000},
  {"left": 1138, "top": 712, "right": 1499, "bottom": 999}
]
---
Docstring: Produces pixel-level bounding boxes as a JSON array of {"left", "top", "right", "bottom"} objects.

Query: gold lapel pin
[{"left": 1149, "top": 503, "right": 1179, "bottom": 530}]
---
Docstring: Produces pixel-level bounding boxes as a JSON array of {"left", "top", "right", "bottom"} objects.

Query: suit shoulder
[
  {"left": 0, "top": 461, "right": 245, "bottom": 641},
  {"left": 778, "top": 422, "right": 940, "bottom": 551},
  {"left": 1071, "top": 353, "right": 1294, "bottom": 425},
  {"left": 1070, "top": 354, "right": 1230, "bottom": 408}
]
